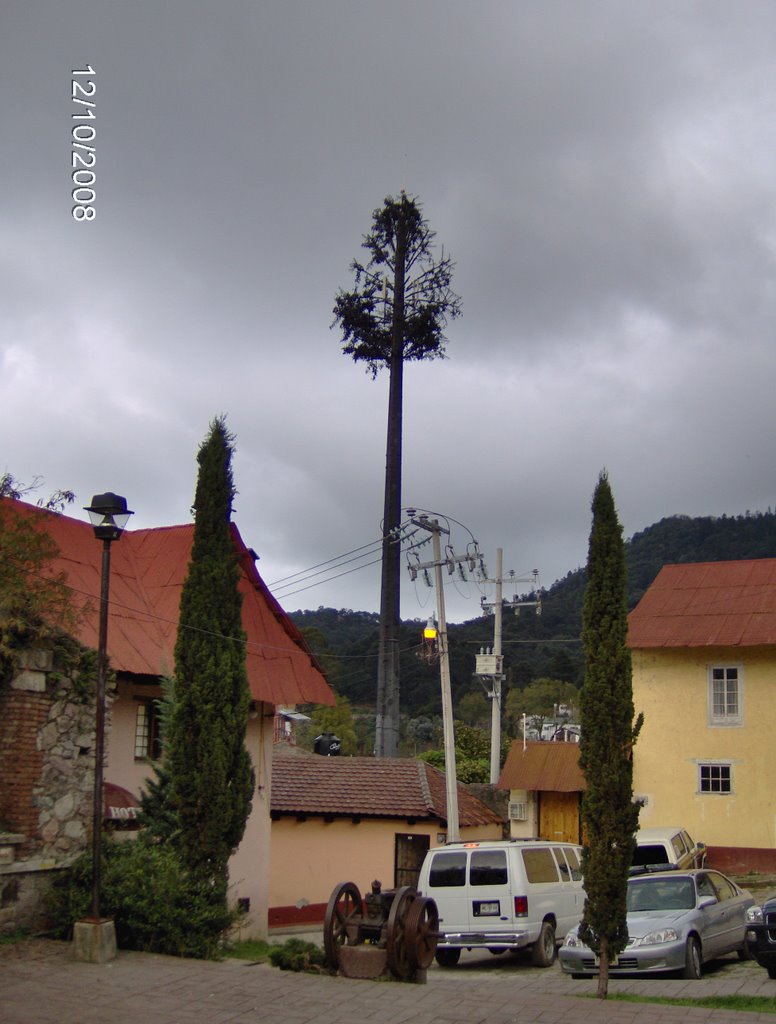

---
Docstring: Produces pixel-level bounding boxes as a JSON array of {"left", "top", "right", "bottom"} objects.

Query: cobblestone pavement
[{"left": 3, "top": 938, "right": 776, "bottom": 1024}]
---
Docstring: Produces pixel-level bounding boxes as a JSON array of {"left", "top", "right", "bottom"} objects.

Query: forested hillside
[{"left": 290, "top": 510, "right": 776, "bottom": 719}]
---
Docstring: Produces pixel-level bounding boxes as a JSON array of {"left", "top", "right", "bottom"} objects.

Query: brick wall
[
  {"left": 0, "top": 649, "right": 108, "bottom": 934},
  {"left": 0, "top": 688, "right": 49, "bottom": 853}
]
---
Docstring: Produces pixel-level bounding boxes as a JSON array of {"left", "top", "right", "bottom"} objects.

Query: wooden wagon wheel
[
  {"left": 404, "top": 895, "right": 439, "bottom": 971},
  {"left": 385, "top": 886, "right": 418, "bottom": 980},
  {"left": 323, "top": 881, "right": 362, "bottom": 971}
]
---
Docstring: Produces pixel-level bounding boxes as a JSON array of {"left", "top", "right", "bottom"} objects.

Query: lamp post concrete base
[{"left": 73, "top": 918, "right": 117, "bottom": 963}]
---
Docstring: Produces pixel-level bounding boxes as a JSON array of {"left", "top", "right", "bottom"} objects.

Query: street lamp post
[{"left": 74, "top": 492, "right": 132, "bottom": 963}]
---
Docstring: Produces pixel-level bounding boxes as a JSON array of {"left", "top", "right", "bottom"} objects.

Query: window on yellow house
[
  {"left": 699, "top": 763, "right": 732, "bottom": 794},
  {"left": 708, "top": 666, "right": 741, "bottom": 725}
]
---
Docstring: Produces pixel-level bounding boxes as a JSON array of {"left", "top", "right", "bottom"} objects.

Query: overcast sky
[{"left": 3, "top": 2, "right": 775, "bottom": 623}]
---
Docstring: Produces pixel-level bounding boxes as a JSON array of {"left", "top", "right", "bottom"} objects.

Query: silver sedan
[{"left": 559, "top": 869, "right": 754, "bottom": 979}]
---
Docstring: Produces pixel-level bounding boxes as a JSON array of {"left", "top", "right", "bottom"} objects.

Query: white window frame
[
  {"left": 698, "top": 761, "right": 733, "bottom": 795},
  {"left": 708, "top": 665, "right": 742, "bottom": 726},
  {"left": 134, "top": 699, "right": 161, "bottom": 761}
]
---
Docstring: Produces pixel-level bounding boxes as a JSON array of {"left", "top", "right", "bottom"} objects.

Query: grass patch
[
  {"left": 606, "top": 993, "right": 776, "bottom": 1014},
  {"left": 225, "top": 938, "right": 275, "bottom": 962},
  {"left": 225, "top": 937, "right": 326, "bottom": 972},
  {"left": 0, "top": 928, "right": 31, "bottom": 946}
]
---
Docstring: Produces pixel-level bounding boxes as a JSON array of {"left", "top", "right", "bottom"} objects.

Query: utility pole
[
  {"left": 477, "top": 556, "right": 540, "bottom": 784},
  {"left": 407, "top": 513, "right": 481, "bottom": 842}
]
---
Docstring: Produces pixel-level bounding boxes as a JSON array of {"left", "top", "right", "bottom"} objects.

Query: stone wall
[{"left": 0, "top": 649, "right": 109, "bottom": 934}]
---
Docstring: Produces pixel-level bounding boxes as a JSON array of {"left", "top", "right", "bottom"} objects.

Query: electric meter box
[{"left": 475, "top": 653, "right": 503, "bottom": 676}]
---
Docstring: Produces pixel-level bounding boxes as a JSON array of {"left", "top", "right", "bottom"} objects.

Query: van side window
[
  {"left": 521, "top": 848, "right": 559, "bottom": 883},
  {"left": 428, "top": 851, "right": 467, "bottom": 887},
  {"left": 553, "top": 848, "right": 571, "bottom": 881},
  {"left": 564, "top": 846, "right": 582, "bottom": 880},
  {"left": 470, "top": 849, "right": 508, "bottom": 886},
  {"left": 671, "top": 833, "right": 687, "bottom": 858}
]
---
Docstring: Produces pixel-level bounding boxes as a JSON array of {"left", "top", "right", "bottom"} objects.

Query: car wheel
[
  {"left": 434, "top": 947, "right": 461, "bottom": 967},
  {"left": 682, "top": 936, "right": 702, "bottom": 979},
  {"left": 531, "top": 920, "right": 556, "bottom": 967},
  {"left": 767, "top": 964, "right": 776, "bottom": 980}
]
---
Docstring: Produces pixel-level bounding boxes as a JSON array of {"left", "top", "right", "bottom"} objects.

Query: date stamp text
[{"left": 71, "top": 65, "right": 96, "bottom": 220}]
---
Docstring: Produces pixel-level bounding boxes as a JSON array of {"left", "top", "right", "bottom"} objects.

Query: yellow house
[
  {"left": 268, "top": 746, "right": 504, "bottom": 928},
  {"left": 629, "top": 558, "right": 776, "bottom": 873}
]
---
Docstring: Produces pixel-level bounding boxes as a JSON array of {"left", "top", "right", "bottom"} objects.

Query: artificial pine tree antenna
[{"left": 332, "top": 192, "right": 461, "bottom": 758}]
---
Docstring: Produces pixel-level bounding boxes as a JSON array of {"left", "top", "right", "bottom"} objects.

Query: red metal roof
[
  {"left": 627, "top": 559, "right": 776, "bottom": 649},
  {"left": 3, "top": 498, "right": 334, "bottom": 707},
  {"left": 498, "top": 741, "right": 585, "bottom": 793},
  {"left": 271, "top": 748, "right": 503, "bottom": 827}
]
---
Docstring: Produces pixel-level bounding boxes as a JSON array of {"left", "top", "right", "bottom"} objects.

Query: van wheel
[
  {"left": 531, "top": 921, "right": 556, "bottom": 967},
  {"left": 434, "top": 948, "right": 461, "bottom": 967}
]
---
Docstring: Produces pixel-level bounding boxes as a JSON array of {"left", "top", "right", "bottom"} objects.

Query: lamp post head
[{"left": 85, "top": 492, "right": 133, "bottom": 541}]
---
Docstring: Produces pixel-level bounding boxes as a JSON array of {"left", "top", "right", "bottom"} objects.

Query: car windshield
[{"left": 627, "top": 877, "right": 695, "bottom": 912}]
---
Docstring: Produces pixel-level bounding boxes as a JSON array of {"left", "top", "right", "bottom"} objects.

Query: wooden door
[
  {"left": 394, "top": 833, "right": 430, "bottom": 889},
  {"left": 538, "top": 791, "right": 581, "bottom": 844}
]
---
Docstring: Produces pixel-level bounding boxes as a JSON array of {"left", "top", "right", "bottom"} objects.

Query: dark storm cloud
[{"left": 2, "top": 1, "right": 775, "bottom": 621}]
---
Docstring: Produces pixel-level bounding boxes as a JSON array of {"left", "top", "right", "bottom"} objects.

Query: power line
[
  {"left": 272, "top": 553, "right": 384, "bottom": 600},
  {"left": 267, "top": 536, "right": 384, "bottom": 587}
]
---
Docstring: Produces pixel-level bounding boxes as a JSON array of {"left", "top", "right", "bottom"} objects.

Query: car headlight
[
  {"left": 634, "top": 928, "right": 679, "bottom": 946},
  {"left": 746, "top": 906, "right": 763, "bottom": 924},
  {"left": 564, "top": 931, "right": 583, "bottom": 948}
]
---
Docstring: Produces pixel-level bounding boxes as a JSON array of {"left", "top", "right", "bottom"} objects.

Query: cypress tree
[
  {"left": 166, "top": 418, "right": 254, "bottom": 888},
  {"left": 578, "top": 472, "right": 643, "bottom": 999}
]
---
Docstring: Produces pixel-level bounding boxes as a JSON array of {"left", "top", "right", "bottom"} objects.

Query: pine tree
[
  {"left": 166, "top": 418, "right": 254, "bottom": 888},
  {"left": 332, "top": 192, "right": 461, "bottom": 757},
  {"left": 578, "top": 472, "right": 643, "bottom": 999}
]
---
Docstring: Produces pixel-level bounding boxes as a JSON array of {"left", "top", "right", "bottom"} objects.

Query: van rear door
[
  {"left": 468, "top": 847, "right": 511, "bottom": 934},
  {"left": 420, "top": 848, "right": 469, "bottom": 938}
]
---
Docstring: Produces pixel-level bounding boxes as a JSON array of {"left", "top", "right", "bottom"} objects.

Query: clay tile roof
[
  {"left": 271, "top": 748, "right": 503, "bottom": 827},
  {"left": 497, "top": 741, "right": 585, "bottom": 793},
  {"left": 628, "top": 558, "right": 776, "bottom": 649},
  {"left": 2, "top": 498, "right": 334, "bottom": 707}
]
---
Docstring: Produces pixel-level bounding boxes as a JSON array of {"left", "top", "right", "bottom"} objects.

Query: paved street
[{"left": 3, "top": 938, "right": 776, "bottom": 1024}]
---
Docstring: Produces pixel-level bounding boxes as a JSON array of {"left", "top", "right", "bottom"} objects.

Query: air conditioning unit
[{"left": 508, "top": 801, "right": 528, "bottom": 821}]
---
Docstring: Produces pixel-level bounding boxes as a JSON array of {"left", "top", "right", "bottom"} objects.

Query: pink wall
[
  {"left": 105, "top": 682, "right": 275, "bottom": 940},
  {"left": 269, "top": 816, "right": 502, "bottom": 927}
]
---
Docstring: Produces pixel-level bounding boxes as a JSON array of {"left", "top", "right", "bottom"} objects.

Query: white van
[{"left": 417, "top": 839, "right": 584, "bottom": 967}]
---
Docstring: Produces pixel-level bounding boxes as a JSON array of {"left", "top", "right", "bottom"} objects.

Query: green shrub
[
  {"left": 46, "top": 838, "right": 235, "bottom": 959},
  {"left": 268, "top": 938, "right": 326, "bottom": 972}
]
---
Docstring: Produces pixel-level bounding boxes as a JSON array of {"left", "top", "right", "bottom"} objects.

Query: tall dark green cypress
[
  {"left": 167, "top": 418, "right": 254, "bottom": 887},
  {"left": 578, "top": 472, "right": 643, "bottom": 998}
]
